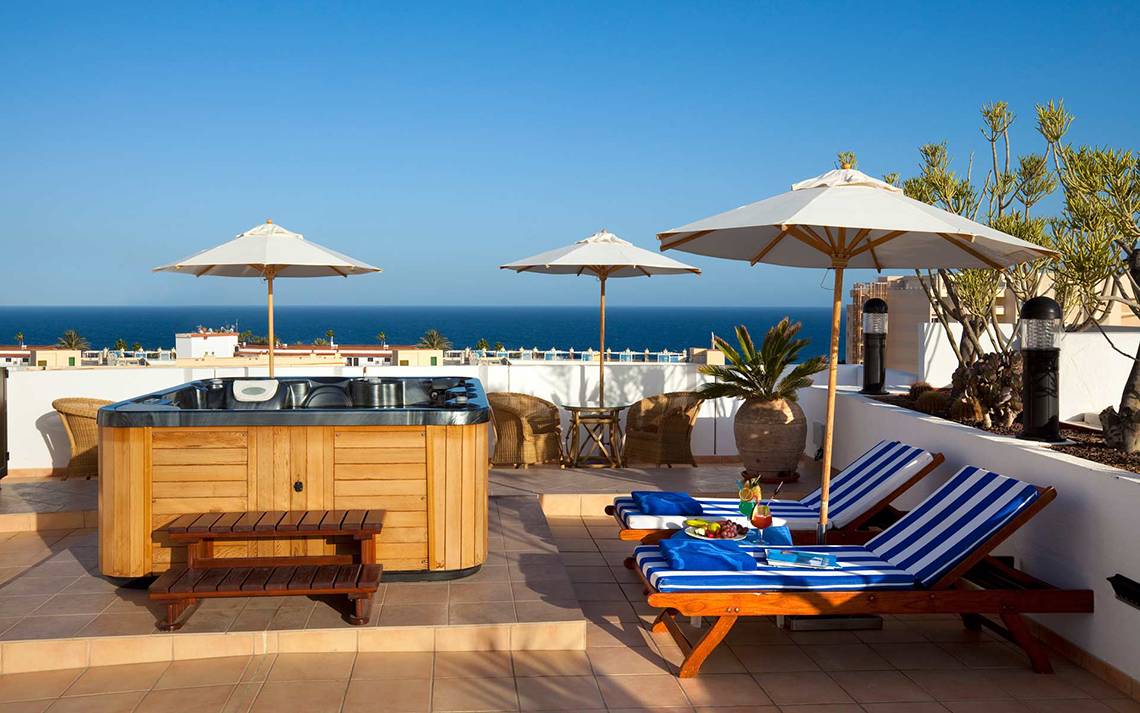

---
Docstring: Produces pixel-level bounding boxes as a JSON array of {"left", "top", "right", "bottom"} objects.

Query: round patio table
[{"left": 563, "top": 404, "right": 629, "bottom": 468}]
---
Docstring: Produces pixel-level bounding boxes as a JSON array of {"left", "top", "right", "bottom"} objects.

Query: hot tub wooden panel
[{"left": 99, "top": 423, "right": 489, "bottom": 578}]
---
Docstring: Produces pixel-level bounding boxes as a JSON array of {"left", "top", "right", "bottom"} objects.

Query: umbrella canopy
[
  {"left": 502, "top": 229, "right": 700, "bottom": 405},
  {"left": 155, "top": 220, "right": 381, "bottom": 375},
  {"left": 659, "top": 167, "right": 1056, "bottom": 541}
]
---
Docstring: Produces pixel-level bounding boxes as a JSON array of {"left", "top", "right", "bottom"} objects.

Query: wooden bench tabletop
[
  {"left": 150, "top": 563, "right": 382, "bottom": 598},
  {"left": 163, "top": 510, "right": 383, "bottom": 539}
]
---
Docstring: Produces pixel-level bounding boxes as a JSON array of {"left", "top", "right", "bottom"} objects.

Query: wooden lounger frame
[
  {"left": 634, "top": 486, "right": 1094, "bottom": 677},
  {"left": 608, "top": 452, "right": 946, "bottom": 545}
]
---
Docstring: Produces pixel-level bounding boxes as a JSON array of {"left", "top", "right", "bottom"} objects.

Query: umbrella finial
[
  {"left": 840, "top": 162, "right": 852, "bottom": 169},
  {"left": 266, "top": 218, "right": 273, "bottom": 224}
]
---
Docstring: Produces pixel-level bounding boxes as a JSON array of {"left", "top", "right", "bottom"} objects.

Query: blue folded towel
[
  {"left": 659, "top": 535, "right": 758, "bottom": 571},
  {"left": 631, "top": 491, "right": 703, "bottom": 516},
  {"left": 761, "top": 524, "right": 793, "bottom": 546}
]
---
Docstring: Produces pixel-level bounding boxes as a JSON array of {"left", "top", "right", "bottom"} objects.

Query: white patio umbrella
[
  {"left": 501, "top": 229, "right": 700, "bottom": 405},
  {"left": 658, "top": 166, "right": 1057, "bottom": 541},
  {"left": 154, "top": 220, "right": 381, "bottom": 376}
]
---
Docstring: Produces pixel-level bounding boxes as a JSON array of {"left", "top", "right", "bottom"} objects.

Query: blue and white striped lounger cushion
[
  {"left": 867, "top": 466, "right": 1040, "bottom": 588},
  {"left": 635, "top": 544, "right": 917, "bottom": 592},
  {"left": 613, "top": 440, "right": 934, "bottom": 531},
  {"left": 635, "top": 467, "right": 1041, "bottom": 593}
]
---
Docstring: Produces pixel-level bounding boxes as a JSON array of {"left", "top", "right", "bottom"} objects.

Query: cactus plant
[
  {"left": 915, "top": 389, "right": 951, "bottom": 417},
  {"left": 908, "top": 381, "right": 934, "bottom": 400},
  {"left": 950, "top": 352, "right": 1023, "bottom": 429}
]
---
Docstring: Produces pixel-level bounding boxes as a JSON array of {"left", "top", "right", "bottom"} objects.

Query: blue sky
[{"left": 1, "top": 1, "right": 1137, "bottom": 308}]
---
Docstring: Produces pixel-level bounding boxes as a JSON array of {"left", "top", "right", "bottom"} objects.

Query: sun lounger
[
  {"left": 632, "top": 466, "right": 1093, "bottom": 677},
  {"left": 608, "top": 440, "right": 944, "bottom": 544}
]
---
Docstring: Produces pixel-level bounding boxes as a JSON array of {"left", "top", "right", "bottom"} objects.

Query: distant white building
[{"left": 174, "top": 331, "right": 239, "bottom": 360}]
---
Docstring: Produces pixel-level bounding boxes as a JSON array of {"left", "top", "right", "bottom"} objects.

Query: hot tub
[{"left": 97, "top": 376, "right": 491, "bottom": 579}]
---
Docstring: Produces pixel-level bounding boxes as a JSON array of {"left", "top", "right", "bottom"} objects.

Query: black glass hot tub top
[{"left": 97, "top": 376, "right": 491, "bottom": 428}]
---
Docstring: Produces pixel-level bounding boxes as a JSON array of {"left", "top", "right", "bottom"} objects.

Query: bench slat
[
  {"left": 312, "top": 565, "right": 339, "bottom": 590},
  {"left": 254, "top": 511, "right": 287, "bottom": 533},
  {"left": 217, "top": 567, "right": 252, "bottom": 592},
  {"left": 334, "top": 564, "right": 361, "bottom": 589},
  {"left": 278, "top": 511, "right": 306, "bottom": 532},
  {"left": 298, "top": 512, "right": 327, "bottom": 532},
  {"left": 169, "top": 569, "right": 210, "bottom": 594},
  {"left": 233, "top": 512, "right": 266, "bottom": 533},
  {"left": 194, "top": 568, "right": 230, "bottom": 593},
  {"left": 343, "top": 510, "right": 367, "bottom": 530},
  {"left": 358, "top": 564, "right": 382, "bottom": 590},
  {"left": 362, "top": 510, "right": 383, "bottom": 531},
  {"left": 188, "top": 513, "right": 224, "bottom": 533},
  {"left": 288, "top": 566, "right": 318, "bottom": 590},
  {"left": 241, "top": 567, "right": 275, "bottom": 592},
  {"left": 166, "top": 514, "right": 201, "bottom": 534},
  {"left": 151, "top": 567, "right": 189, "bottom": 593},
  {"left": 210, "top": 512, "right": 244, "bottom": 533},
  {"left": 265, "top": 566, "right": 296, "bottom": 592}
]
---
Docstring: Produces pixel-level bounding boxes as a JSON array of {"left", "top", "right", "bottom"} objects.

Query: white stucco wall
[{"left": 800, "top": 385, "right": 1140, "bottom": 682}]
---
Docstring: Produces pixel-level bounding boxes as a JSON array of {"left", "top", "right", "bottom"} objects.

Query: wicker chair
[
  {"left": 52, "top": 398, "right": 112, "bottom": 479},
  {"left": 488, "top": 392, "right": 565, "bottom": 468},
  {"left": 622, "top": 391, "right": 702, "bottom": 467}
]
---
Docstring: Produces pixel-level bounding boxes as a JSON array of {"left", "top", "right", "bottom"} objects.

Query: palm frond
[{"left": 697, "top": 318, "right": 827, "bottom": 402}]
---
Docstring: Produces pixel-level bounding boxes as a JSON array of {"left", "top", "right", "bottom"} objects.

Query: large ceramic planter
[{"left": 734, "top": 398, "right": 805, "bottom": 482}]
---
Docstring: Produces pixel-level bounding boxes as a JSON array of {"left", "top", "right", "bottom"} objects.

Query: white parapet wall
[
  {"left": 4, "top": 361, "right": 755, "bottom": 473},
  {"left": 916, "top": 322, "right": 1140, "bottom": 421},
  {"left": 799, "top": 384, "right": 1140, "bottom": 683}
]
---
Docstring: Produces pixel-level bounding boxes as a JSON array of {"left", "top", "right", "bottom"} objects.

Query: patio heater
[
  {"left": 860, "top": 298, "right": 888, "bottom": 395},
  {"left": 1018, "top": 296, "right": 1063, "bottom": 442}
]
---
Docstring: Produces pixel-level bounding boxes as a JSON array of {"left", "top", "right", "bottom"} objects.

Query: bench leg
[
  {"left": 348, "top": 594, "right": 374, "bottom": 625},
  {"left": 1000, "top": 612, "right": 1052, "bottom": 673},
  {"left": 158, "top": 598, "right": 197, "bottom": 631},
  {"left": 961, "top": 613, "right": 985, "bottom": 631}
]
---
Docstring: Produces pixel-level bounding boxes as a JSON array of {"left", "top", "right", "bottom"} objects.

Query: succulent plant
[
  {"left": 908, "top": 381, "right": 934, "bottom": 400},
  {"left": 915, "top": 389, "right": 951, "bottom": 416},
  {"left": 950, "top": 352, "right": 1023, "bottom": 428}
]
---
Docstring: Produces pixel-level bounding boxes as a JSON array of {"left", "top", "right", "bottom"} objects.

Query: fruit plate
[{"left": 683, "top": 526, "right": 748, "bottom": 541}]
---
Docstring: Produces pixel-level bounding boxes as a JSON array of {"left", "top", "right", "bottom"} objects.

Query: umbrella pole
[
  {"left": 818, "top": 262, "right": 845, "bottom": 544},
  {"left": 266, "top": 270, "right": 276, "bottom": 378},
  {"left": 599, "top": 275, "right": 606, "bottom": 407}
]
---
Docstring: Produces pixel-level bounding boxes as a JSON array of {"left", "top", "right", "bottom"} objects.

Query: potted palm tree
[{"left": 698, "top": 318, "right": 826, "bottom": 483}]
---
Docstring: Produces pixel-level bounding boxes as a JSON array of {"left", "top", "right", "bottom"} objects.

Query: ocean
[{"left": 0, "top": 305, "right": 845, "bottom": 359}]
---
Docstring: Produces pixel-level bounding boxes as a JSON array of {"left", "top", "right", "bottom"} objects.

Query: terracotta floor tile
[
  {"left": 376, "top": 603, "right": 447, "bottom": 627},
  {"left": 587, "top": 621, "right": 654, "bottom": 648},
  {"left": 564, "top": 566, "right": 617, "bottom": 583},
  {"left": 511, "top": 650, "right": 591, "bottom": 677},
  {"left": 801, "top": 643, "right": 892, "bottom": 671},
  {"left": 351, "top": 652, "right": 433, "bottom": 679},
  {"left": 871, "top": 642, "right": 966, "bottom": 670},
  {"left": 513, "top": 600, "right": 581, "bottom": 623},
  {"left": 0, "top": 670, "right": 82, "bottom": 703},
  {"left": 595, "top": 674, "right": 689, "bottom": 709},
  {"left": 449, "top": 602, "right": 517, "bottom": 625},
  {"left": 32, "top": 593, "right": 115, "bottom": 616},
  {"left": 267, "top": 653, "right": 355, "bottom": 681},
  {"left": 830, "top": 670, "right": 934, "bottom": 703},
  {"left": 1053, "top": 666, "right": 1132, "bottom": 700},
  {"left": 134, "top": 684, "right": 236, "bottom": 713},
  {"left": 588, "top": 646, "right": 670, "bottom": 675},
  {"left": 678, "top": 673, "right": 772, "bottom": 707},
  {"left": 435, "top": 652, "right": 513, "bottom": 678},
  {"left": 861, "top": 705, "right": 951, "bottom": 713},
  {"left": 510, "top": 580, "right": 576, "bottom": 602},
  {"left": 0, "top": 700, "right": 51, "bottom": 712},
  {"left": 986, "top": 670, "right": 1095, "bottom": 700},
  {"left": 220, "top": 683, "right": 260, "bottom": 713},
  {"left": 250, "top": 680, "right": 347, "bottom": 713},
  {"left": 516, "top": 675, "right": 604, "bottom": 710},
  {"left": 777, "top": 706, "right": 864, "bottom": 713},
  {"left": 572, "top": 582, "right": 627, "bottom": 602},
  {"left": 432, "top": 676, "right": 519, "bottom": 711},
  {"left": 905, "top": 669, "right": 1013, "bottom": 701},
  {"left": 342, "top": 678, "right": 431, "bottom": 713},
  {"left": 579, "top": 600, "right": 637, "bottom": 622},
  {"left": 75, "top": 611, "right": 159, "bottom": 637},
  {"left": 382, "top": 582, "right": 450, "bottom": 605},
  {"left": 1021, "top": 701, "right": 1118, "bottom": 713},
  {"left": 63, "top": 662, "right": 168, "bottom": 696},
  {"left": 449, "top": 582, "right": 514, "bottom": 603},
  {"left": 693, "top": 706, "right": 779, "bottom": 713},
  {"left": 730, "top": 645, "right": 819, "bottom": 673},
  {"left": 0, "top": 577, "right": 77, "bottom": 596},
  {"left": 42, "top": 691, "right": 143, "bottom": 713},
  {"left": 0, "top": 614, "right": 94, "bottom": 640},
  {"left": 941, "top": 702, "right": 1033, "bottom": 713},
  {"left": 940, "top": 643, "right": 1030, "bottom": 669},
  {"left": 154, "top": 656, "right": 252, "bottom": 690},
  {"left": 753, "top": 671, "right": 854, "bottom": 706}
]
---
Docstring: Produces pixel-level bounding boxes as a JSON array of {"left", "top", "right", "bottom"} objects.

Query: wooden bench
[{"left": 149, "top": 509, "right": 383, "bottom": 630}]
